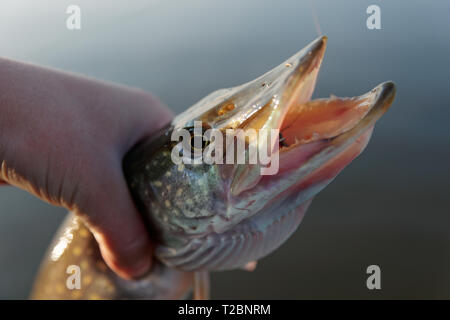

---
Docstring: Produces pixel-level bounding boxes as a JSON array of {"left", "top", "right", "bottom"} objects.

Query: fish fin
[{"left": 193, "top": 271, "right": 210, "bottom": 300}]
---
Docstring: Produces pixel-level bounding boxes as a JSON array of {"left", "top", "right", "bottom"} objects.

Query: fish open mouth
[
  {"left": 279, "top": 83, "right": 394, "bottom": 149},
  {"left": 276, "top": 80, "right": 395, "bottom": 177},
  {"left": 229, "top": 36, "right": 395, "bottom": 195},
  {"left": 268, "top": 36, "right": 395, "bottom": 154},
  {"left": 272, "top": 37, "right": 395, "bottom": 180},
  {"left": 233, "top": 36, "right": 395, "bottom": 156}
]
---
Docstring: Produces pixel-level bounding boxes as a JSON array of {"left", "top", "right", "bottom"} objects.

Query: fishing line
[{"left": 309, "top": 0, "right": 323, "bottom": 36}]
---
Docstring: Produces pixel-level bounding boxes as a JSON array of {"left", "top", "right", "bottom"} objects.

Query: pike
[{"left": 31, "top": 36, "right": 396, "bottom": 299}]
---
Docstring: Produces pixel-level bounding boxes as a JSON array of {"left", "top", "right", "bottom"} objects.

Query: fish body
[{"left": 31, "top": 36, "right": 395, "bottom": 299}]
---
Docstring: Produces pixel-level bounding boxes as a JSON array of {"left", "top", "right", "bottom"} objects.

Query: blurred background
[{"left": 0, "top": 0, "right": 449, "bottom": 299}]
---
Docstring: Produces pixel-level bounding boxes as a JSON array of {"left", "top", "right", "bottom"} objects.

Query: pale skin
[{"left": 0, "top": 58, "right": 173, "bottom": 279}]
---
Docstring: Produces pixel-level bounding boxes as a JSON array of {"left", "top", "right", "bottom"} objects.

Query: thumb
[{"left": 77, "top": 159, "right": 152, "bottom": 280}]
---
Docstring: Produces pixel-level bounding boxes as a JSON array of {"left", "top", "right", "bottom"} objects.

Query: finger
[
  {"left": 80, "top": 163, "right": 153, "bottom": 280},
  {"left": 241, "top": 261, "right": 258, "bottom": 272}
]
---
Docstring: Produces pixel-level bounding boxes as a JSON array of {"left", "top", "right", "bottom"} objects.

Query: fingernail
[
  {"left": 128, "top": 255, "right": 152, "bottom": 279},
  {"left": 98, "top": 242, "right": 153, "bottom": 280}
]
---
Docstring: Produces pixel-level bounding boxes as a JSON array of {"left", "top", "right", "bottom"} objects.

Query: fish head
[
  {"left": 125, "top": 36, "right": 395, "bottom": 249},
  {"left": 164, "top": 36, "right": 395, "bottom": 230}
]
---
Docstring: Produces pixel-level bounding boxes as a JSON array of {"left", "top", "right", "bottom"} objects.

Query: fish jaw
[
  {"left": 225, "top": 36, "right": 395, "bottom": 203},
  {"left": 172, "top": 36, "right": 327, "bottom": 133},
  {"left": 278, "top": 82, "right": 396, "bottom": 174},
  {"left": 231, "top": 81, "right": 396, "bottom": 221},
  {"left": 227, "top": 36, "right": 328, "bottom": 195}
]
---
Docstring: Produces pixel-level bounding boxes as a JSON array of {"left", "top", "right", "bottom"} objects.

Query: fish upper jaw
[
  {"left": 171, "top": 36, "right": 327, "bottom": 133},
  {"left": 226, "top": 36, "right": 328, "bottom": 195}
]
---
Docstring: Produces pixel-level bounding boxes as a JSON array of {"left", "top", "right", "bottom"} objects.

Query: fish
[{"left": 31, "top": 36, "right": 396, "bottom": 299}]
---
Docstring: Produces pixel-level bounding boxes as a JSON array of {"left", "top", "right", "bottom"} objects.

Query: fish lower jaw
[{"left": 155, "top": 199, "right": 313, "bottom": 272}]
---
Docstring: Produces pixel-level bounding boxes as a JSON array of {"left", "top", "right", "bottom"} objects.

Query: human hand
[{"left": 0, "top": 58, "right": 173, "bottom": 279}]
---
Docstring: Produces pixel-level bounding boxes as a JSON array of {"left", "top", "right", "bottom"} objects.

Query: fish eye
[{"left": 186, "top": 126, "right": 210, "bottom": 152}]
